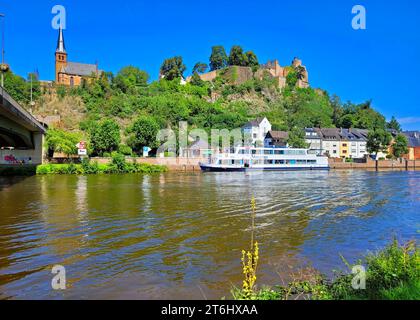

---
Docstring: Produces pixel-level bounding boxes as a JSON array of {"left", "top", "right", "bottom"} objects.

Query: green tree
[
  {"left": 330, "top": 94, "right": 343, "bottom": 127},
  {"left": 367, "top": 129, "right": 392, "bottom": 157},
  {"left": 245, "top": 51, "right": 259, "bottom": 67},
  {"left": 339, "top": 114, "right": 355, "bottom": 129},
  {"left": 352, "top": 102, "right": 386, "bottom": 130},
  {"left": 287, "top": 128, "right": 308, "bottom": 148},
  {"left": 128, "top": 116, "right": 160, "bottom": 152},
  {"left": 228, "top": 46, "right": 247, "bottom": 66},
  {"left": 160, "top": 56, "right": 186, "bottom": 81},
  {"left": 89, "top": 119, "right": 121, "bottom": 156},
  {"left": 190, "top": 72, "right": 205, "bottom": 86},
  {"left": 294, "top": 65, "right": 306, "bottom": 81},
  {"left": 113, "top": 66, "right": 149, "bottom": 93},
  {"left": 392, "top": 134, "right": 409, "bottom": 158},
  {"left": 387, "top": 116, "right": 402, "bottom": 132},
  {"left": 45, "top": 129, "right": 82, "bottom": 158},
  {"left": 3, "top": 70, "right": 31, "bottom": 105},
  {"left": 286, "top": 71, "right": 298, "bottom": 88},
  {"left": 209, "top": 46, "right": 228, "bottom": 71},
  {"left": 192, "top": 62, "right": 208, "bottom": 74},
  {"left": 27, "top": 72, "right": 41, "bottom": 103}
]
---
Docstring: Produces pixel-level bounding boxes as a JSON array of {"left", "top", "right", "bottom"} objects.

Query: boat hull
[{"left": 200, "top": 164, "right": 330, "bottom": 172}]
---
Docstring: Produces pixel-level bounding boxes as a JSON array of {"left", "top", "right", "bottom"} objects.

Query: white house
[
  {"left": 319, "top": 128, "right": 341, "bottom": 157},
  {"left": 305, "top": 128, "right": 322, "bottom": 155},
  {"left": 242, "top": 117, "right": 272, "bottom": 146},
  {"left": 344, "top": 129, "right": 368, "bottom": 159}
]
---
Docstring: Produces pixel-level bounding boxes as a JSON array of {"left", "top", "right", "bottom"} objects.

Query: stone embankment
[
  {"left": 88, "top": 157, "right": 420, "bottom": 172},
  {"left": 328, "top": 158, "right": 419, "bottom": 170}
]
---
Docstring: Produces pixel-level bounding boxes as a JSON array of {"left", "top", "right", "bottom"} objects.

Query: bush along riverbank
[
  {"left": 232, "top": 238, "right": 419, "bottom": 301},
  {"left": 36, "top": 154, "right": 167, "bottom": 175},
  {"left": 232, "top": 199, "right": 419, "bottom": 300}
]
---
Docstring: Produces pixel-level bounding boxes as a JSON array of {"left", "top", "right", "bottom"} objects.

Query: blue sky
[{"left": 2, "top": 0, "right": 420, "bottom": 129}]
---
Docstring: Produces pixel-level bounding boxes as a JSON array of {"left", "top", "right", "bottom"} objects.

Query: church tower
[{"left": 55, "top": 27, "right": 67, "bottom": 83}]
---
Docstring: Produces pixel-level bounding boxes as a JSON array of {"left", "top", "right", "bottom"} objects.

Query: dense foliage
[
  {"left": 210, "top": 46, "right": 228, "bottom": 71},
  {"left": 233, "top": 239, "right": 419, "bottom": 300},
  {"left": 160, "top": 56, "right": 186, "bottom": 80},
  {"left": 4, "top": 45, "right": 400, "bottom": 156},
  {"left": 89, "top": 119, "right": 121, "bottom": 156},
  {"left": 392, "top": 134, "right": 409, "bottom": 158},
  {"left": 50, "top": 70, "right": 399, "bottom": 155},
  {"left": 3, "top": 70, "right": 41, "bottom": 105},
  {"left": 366, "top": 129, "right": 393, "bottom": 156},
  {"left": 36, "top": 156, "right": 167, "bottom": 175},
  {"left": 45, "top": 128, "right": 82, "bottom": 157},
  {"left": 127, "top": 116, "right": 160, "bottom": 152}
]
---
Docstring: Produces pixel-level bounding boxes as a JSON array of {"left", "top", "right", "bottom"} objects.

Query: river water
[{"left": 0, "top": 170, "right": 419, "bottom": 299}]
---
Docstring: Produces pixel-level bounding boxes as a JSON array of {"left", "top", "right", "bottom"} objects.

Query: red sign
[{"left": 78, "top": 141, "right": 87, "bottom": 150}]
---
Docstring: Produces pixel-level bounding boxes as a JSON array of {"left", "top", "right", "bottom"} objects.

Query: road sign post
[{"left": 76, "top": 141, "right": 87, "bottom": 157}]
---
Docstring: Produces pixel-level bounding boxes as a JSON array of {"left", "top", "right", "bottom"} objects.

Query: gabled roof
[
  {"left": 407, "top": 137, "right": 420, "bottom": 147},
  {"left": 320, "top": 128, "right": 341, "bottom": 140},
  {"left": 189, "top": 139, "right": 209, "bottom": 150},
  {"left": 403, "top": 131, "right": 420, "bottom": 147},
  {"left": 243, "top": 117, "right": 267, "bottom": 128},
  {"left": 266, "top": 131, "right": 289, "bottom": 140},
  {"left": 305, "top": 127, "right": 321, "bottom": 139},
  {"left": 61, "top": 62, "right": 99, "bottom": 77}
]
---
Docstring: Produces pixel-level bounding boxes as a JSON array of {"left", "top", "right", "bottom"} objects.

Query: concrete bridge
[{"left": 0, "top": 87, "right": 46, "bottom": 165}]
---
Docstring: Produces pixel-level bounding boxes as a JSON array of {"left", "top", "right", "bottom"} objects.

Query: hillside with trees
[{"left": 3, "top": 45, "right": 402, "bottom": 157}]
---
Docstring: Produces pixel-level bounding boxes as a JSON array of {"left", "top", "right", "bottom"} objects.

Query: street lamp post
[{"left": 0, "top": 13, "right": 9, "bottom": 88}]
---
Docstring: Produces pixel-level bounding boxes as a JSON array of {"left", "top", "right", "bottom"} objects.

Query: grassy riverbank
[
  {"left": 1, "top": 154, "right": 167, "bottom": 176},
  {"left": 37, "top": 157, "right": 167, "bottom": 175},
  {"left": 232, "top": 239, "right": 419, "bottom": 300}
]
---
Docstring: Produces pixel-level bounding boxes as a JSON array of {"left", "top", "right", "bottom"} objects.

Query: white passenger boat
[{"left": 200, "top": 147, "right": 329, "bottom": 172}]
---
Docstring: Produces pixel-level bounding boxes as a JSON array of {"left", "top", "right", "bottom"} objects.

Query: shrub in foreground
[
  {"left": 232, "top": 239, "right": 419, "bottom": 300},
  {"left": 36, "top": 157, "right": 167, "bottom": 175}
]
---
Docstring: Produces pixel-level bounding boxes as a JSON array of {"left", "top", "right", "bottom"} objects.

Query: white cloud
[{"left": 397, "top": 117, "right": 420, "bottom": 125}]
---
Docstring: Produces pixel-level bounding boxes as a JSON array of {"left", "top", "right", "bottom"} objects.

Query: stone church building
[{"left": 55, "top": 28, "right": 102, "bottom": 86}]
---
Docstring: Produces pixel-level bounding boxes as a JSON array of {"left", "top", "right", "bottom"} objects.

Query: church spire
[{"left": 56, "top": 27, "right": 66, "bottom": 53}]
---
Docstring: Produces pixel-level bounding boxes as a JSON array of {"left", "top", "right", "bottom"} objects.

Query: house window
[{"left": 70, "top": 77, "right": 74, "bottom": 87}]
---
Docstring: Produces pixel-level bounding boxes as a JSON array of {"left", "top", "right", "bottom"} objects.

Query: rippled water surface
[{"left": 0, "top": 170, "right": 419, "bottom": 299}]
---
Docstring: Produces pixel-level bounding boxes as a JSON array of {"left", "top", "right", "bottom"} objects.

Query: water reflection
[{"left": 0, "top": 170, "right": 419, "bottom": 299}]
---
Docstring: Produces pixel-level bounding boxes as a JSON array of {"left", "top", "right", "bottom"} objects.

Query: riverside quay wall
[
  {"left": 87, "top": 157, "right": 420, "bottom": 172},
  {"left": 329, "top": 158, "right": 419, "bottom": 170},
  {"left": 91, "top": 157, "right": 204, "bottom": 172}
]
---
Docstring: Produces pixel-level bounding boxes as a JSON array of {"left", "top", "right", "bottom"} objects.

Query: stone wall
[
  {"left": 329, "top": 158, "right": 419, "bottom": 170},
  {"left": 91, "top": 157, "right": 205, "bottom": 172}
]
